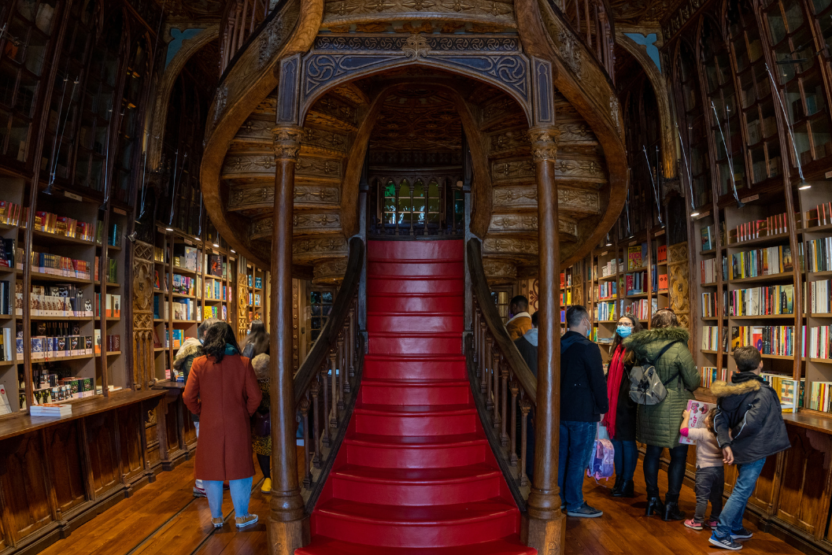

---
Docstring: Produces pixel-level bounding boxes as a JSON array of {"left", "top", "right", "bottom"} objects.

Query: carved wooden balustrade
[
  {"left": 292, "top": 237, "right": 364, "bottom": 508},
  {"left": 466, "top": 238, "right": 538, "bottom": 506},
  {"left": 219, "top": 0, "right": 276, "bottom": 74},
  {"left": 552, "top": 0, "right": 615, "bottom": 80}
]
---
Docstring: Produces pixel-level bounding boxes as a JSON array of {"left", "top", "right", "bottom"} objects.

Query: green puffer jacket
[{"left": 623, "top": 327, "right": 699, "bottom": 448}]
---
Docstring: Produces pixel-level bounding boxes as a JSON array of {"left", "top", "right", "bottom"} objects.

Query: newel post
[
  {"left": 268, "top": 54, "right": 308, "bottom": 555},
  {"left": 523, "top": 57, "right": 566, "bottom": 554}
]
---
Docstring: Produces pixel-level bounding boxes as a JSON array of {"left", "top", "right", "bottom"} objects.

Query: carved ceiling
[
  {"left": 153, "top": 0, "right": 226, "bottom": 20},
  {"left": 369, "top": 88, "right": 462, "bottom": 153},
  {"left": 607, "top": 0, "right": 669, "bottom": 28}
]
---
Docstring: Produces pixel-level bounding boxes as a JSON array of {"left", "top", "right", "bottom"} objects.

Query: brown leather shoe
[
  {"left": 212, "top": 517, "right": 224, "bottom": 528},
  {"left": 235, "top": 514, "right": 258, "bottom": 529}
]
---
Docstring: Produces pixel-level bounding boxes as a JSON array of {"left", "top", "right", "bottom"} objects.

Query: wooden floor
[{"left": 40, "top": 458, "right": 801, "bottom": 555}]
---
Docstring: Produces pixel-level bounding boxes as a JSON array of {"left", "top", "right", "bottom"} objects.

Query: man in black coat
[{"left": 558, "top": 305, "right": 608, "bottom": 518}]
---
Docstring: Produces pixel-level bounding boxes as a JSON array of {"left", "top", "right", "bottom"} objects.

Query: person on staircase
[
  {"left": 602, "top": 315, "right": 642, "bottom": 499},
  {"left": 183, "top": 322, "right": 262, "bottom": 530},
  {"left": 251, "top": 353, "right": 273, "bottom": 494},
  {"left": 514, "top": 311, "right": 538, "bottom": 480},
  {"left": 559, "top": 305, "right": 608, "bottom": 518},
  {"left": 623, "top": 308, "right": 699, "bottom": 522},
  {"left": 241, "top": 320, "right": 269, "bottom": 359},
  {"left": 708, "top": 346, "right": 790, "bottom": 551},
  {"left": 505, "top": 296, "right": 533, "bottom": 341},
  {"left": 174, "top": 317, "right": 220, "bottom": 498}
]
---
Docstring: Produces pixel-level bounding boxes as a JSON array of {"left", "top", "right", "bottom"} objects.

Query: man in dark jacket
[
  {"left": 558, "top": 305, "right": 609, "bottom": 518},
  {"left": 709, "top": 346, "right": 790, "bottom": 551}
]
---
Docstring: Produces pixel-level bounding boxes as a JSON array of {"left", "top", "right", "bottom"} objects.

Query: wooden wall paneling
[
  {"left": 183, "top": 407, "right": 197, "bottom": 449},
  {"left": 156, "top": 397, "right": 172, "bottom": 469},
  {"left": 38, "top": 431, "right": 59, "bottom": 524},
  {"left": 0, "top": 434, "right": 53, "bottom": 545},
  {"left": 0, "top": 489, "right": 7, "bottom": 550},
  {"left": 118, "top": 406, "right": 146, "bottom": 483},
  {"left": 166, "top": 397, "right": 182, "bottom": 458},
  {"left": 747, "top": 453, "right": 781, "bottom": 518},
  {"left": 775, "top": 425, "right": 832, "bottom": 536},
  {"left": 43, "top": 422, "right": 87, "bottom": 518},
  {"left": 83, "top": 414, "right": 120, "bottom": 498},
  {"left": 144, "top": 403, "right": 162, "bottom": 471}
]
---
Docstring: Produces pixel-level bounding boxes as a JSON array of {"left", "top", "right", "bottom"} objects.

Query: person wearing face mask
[
  {"left": 174, "top": 317, "right": 220, "bottom": 497},
  {"left": 558, "top": 305, "right": 609, "bottom": 518},
  {"left": 602, "top": 316, "right": 643, "bottom": 498}
]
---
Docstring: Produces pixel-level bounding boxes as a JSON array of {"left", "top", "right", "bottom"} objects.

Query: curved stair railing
[
  {"left": 554, "top": 0, "right": 615, "bottom": 81},
  {"left": 466, "top": 238, "right": 538, "bottom": 509},
  {"left": 293, "top": 236, "right": 364, "bottom": 509}
]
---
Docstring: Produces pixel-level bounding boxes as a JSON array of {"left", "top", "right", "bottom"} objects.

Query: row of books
[
  {"left": 700, "top": 256, "right": 728, "bottom": 283},
  {"left": 624, "top": 298, "right": 657, "bottom": 321},
  {"left": 559, "top": 272, "right": 573, "bottom": 288},
  {"left": 731, "top": 325, "right": 798, "bottom": 356},
  {"left": 0, "top": 280, "right": 10, "bottom": 315},
  {"left": 702, "top": 326, "right": 728, "bottom": 352},
  {"left": 729, "top": 245, "right": 795, "bottom": 279},
  {"left": 166, "top": 329, "right": 185, "bottom": 349},
  {"left": 0, "top": 200, "right": 22, "bottom": 226},
  {"left": 701, "top": 291, "right": 726, "bottom": 318},
  {"left": 808, "top": 326, "right": 832, "bottom": 360},
  {"left": 598, "top": 259, "right": 620, "bottom": 278},
  {"left": 700, "top": 366, "right": 729, "bottom": 388},
  {"left": 810, "top": 279, "right": 831, "bottom": 314},
  {"left": 728, "top": 284, "right": 794, "bottom": 317},
  {"left": 93, "top": 256, "right": 118, "bottom": 283},
  {"left": 153, "top": 296, "right": 197, "bottom": 321},
  {"left": 595, "top": 301, "right": 617, "bottom": 321},
  {"left": 597, "top": 282, "right": 617, "bottom": 300},
  {"left": 33, "top": 211, "right": 94, "bottom": 241},
  {"left": 206, "top": 281, "right": 231, "bottom": 301},
  {"left": 560, "top": 289, "right": 572, "bottom": 306},
  {"left": 248, "top": 292, "right": 261, "bottom": 307},
  {"left": 25, "top": 331, "right": 120, "bottom": 360},
  {"left": 810, "top": 381, "right": 832, "bottom": 412},
  {"left": 20, "top": 284, "right": 93, "bottom": 317},
  {"left": 203, "top": 305, "right": 229, "bottom": 320},
  {"left": 729, "top": 212, "right": 798, "bottom": 244},
  {"left": 808, "top": 202, "right": 832, "bottom": 227},
  {"left": 0, "top": 237, "right": 13, "bottom": 268},
  {"left": 806, "top": 237, "right": 832, "bottom": 273},
  {"left": 0, "top": 328, "right": 12, "bottom": 362},
  {"left": 761, "top": 374, "right": 802, "bottom": 412},
  {"left": 173, "top": 246, "right": 201, "bottom": 273},
  {"left": 173, "top": 274, "right": 197, "bottom": 296},
  {"left": 28, "top": 252, "right": 92, "bottom": 280}
]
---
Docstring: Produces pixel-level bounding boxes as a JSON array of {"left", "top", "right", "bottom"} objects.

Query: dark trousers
[
  {"left": 257, "top": 454, "right": 270, "bottom": 479},
  {"left": 558, "top": 421, "right": 596, "bottom": 511},
  {"left": 694, "top": 465, "right": 724, "bottom": 523},
  {"left": 643, "top": 443, "right": 689, "bottom": 503},
  {"left": 612, "top": 439, "right": 638, "bottom": 483}
]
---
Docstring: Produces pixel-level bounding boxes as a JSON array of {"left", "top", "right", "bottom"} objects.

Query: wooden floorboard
[{"left": 41, "top": 457, "right": 802, "bottom": 555}]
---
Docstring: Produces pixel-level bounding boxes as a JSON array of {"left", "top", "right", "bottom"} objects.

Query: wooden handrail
[
  {"left": 218, "top": 0, "right": 291, "bottom": 84},
  {"left": 467, "top": 239, "right": 537, "bottom": 402},
  {"left": 543, "top": 0, "right": 616, "bottom": 85},
  {"left": 293, "top": 237, "right": 364, "bottom": 405}
]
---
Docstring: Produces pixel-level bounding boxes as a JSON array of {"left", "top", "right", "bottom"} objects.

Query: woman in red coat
[{"left": 183, "top": 322, "right": 262, "bottom": 529}]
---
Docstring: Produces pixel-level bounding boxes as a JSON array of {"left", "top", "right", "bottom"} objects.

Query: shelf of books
[
  {"left": 583, "top": 223, "right": 670, "bottom": 369},
  {"left": 692, "top": 182, "right": 832, "bottom": 415},
  {"left": 237, "top": 255, "right": 268, "bottom": 339},
  {"left": 0, "top": 177, "right": 128, "bottom": 416}
]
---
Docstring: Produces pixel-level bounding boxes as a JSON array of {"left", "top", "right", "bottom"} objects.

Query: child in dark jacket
[{"left": 709, "top": 346, "right": 790, "bottom": 551}]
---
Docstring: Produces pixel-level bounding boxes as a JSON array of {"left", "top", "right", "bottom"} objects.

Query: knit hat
[{"left": 252, "top": 354, "right": 270, "bottom": 381}]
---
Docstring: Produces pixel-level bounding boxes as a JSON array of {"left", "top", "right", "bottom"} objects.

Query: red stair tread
[
  {"left": 315, "top": 497, "right": 518, "bottom": 525},
  {"left": 297, "top": 537, "right": 536, "bottom": 555},
  {"left": 344, "top": 432, "right": 486, "bottom": 447},
  {"left": 355, "top": 404, "right": 476, "bottom": 415},
  {"left": 332, "top": 463, "right": 500, "bottom": 483}
]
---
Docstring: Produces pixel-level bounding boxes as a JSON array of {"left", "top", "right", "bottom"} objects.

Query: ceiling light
[
  {"left": 690, "top": 211, "right": 700, "bottom": 217},
  {"left": 798, "top": 184, "right": 812, "bottom": 190},
  {"left": 213, "top": 243, "right": 220, "bottom": 248},
  {"left": 165, "top": 227, "right": 173, "bottom": 232},
  {"left": 605, "top": 242, "right": 613, "bottom": 247},
  {"left": 195, "top": 237, "right": 201, "bottom": 241},
  {"left": 231, "top": 249, "right": 236, "bottom": 253}
]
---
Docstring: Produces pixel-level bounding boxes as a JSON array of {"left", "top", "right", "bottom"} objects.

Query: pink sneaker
[
  {"left": 684, "top": 519, "right": 703, "bottom": 531},
  {"left": 706, "top": 519, "right": 719, "bottom": 528}
]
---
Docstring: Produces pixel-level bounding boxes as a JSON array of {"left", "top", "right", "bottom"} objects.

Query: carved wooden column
[
  {"left": 268, "top": 123, "right": 306, "bottom": 555},
  {"left": 524, "top": 125, "right": 566, "bottom": 552}
]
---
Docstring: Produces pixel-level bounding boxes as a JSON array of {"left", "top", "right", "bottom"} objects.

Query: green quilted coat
[{"left": 622, "top": 327, "right": 699, "bottom": 448}]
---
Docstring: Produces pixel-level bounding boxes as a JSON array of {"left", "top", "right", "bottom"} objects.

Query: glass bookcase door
[
  {"left": 676, "top": 40, "right": 712, "bottom": 210},
  {"left": 113, "top": 33, "right": 150, "bottom": 204}
]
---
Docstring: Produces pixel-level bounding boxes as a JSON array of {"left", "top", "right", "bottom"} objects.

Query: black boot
[
  {"left": 663, "top": 501, "right": 686, "bottom": 521},
  {"left": 611, "top": 476, "right": 624, "bottom": 496},
  {"left": 618, "top": 480, "right": 635, "bottom": 498},
  {"left": 645, "top": 496, "right": 663, "bottom": 516}
]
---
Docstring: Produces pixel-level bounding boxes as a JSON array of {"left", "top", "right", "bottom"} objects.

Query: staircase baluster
[
  {"left": 520, "top": 396, "right": 531, "bottom": 487},
  {"left": 330, "top": 347, "right": 339, "bottom": 427},
  {"left": 510, "top": 378, "right": 519, "bottom": 467},
  {"left": 239, "top": 0, "right": 248, "bottom": 49},
  {"left": 348, "top": 306, "right": 356, "bottom": 380},
  {"left": 300, "top": 396, "right": 312, "bottom": 487},
  {"left": 311, "top": 378, "right": 322, "bottom": 467},
  {"left": 500, "top": 359, "right": 509, "bottom": 448},
  {"left": 321, "top": 364, "right": 331, "bottom": 447},
  {"left": 337, "top": 332, "right": 346, "bottom": 411},
  {"left": 472, "top": 308, "right": 479, "bottom": 374},
  {"left": 485, "top": 336, "right": 494, "bottom": 407},
  {"left": 480, "top": 323, "right": 489, "bottom": 393},
  {"left": 491, "top": 348, "right": 500, "bottom": 425}
]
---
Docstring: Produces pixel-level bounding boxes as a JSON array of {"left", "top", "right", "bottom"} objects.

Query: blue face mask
[{"left": 616, "top": 325, "right": 633, "bottom": 338}]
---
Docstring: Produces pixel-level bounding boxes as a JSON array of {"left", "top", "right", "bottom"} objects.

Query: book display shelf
[
  {"left": 0, "top": 176, "right": 127, "bottom": 415},
  {"left": 237, "top": 256, "right": 269, "bottom": 339}
]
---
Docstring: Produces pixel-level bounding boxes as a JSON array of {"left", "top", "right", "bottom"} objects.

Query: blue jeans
[
  {"left": 558, "top": 421, "right": 596, "bottom": 511},
  {"left": 713, "top": 457, "right": 767, "bottom": 539},
  {"left": 612, "top": 439, "right": 638, "bottom": 483},
  {"left": 204, "top": 477, "right": 253, "bottom": 519}
]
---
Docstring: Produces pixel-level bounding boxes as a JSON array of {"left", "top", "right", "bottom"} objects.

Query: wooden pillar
[
  {"left": 524, "top": 126, "right": 566, "bottom": 552},
  {"left": 268, "top": 124, "right": 306, "bottom": 554}
]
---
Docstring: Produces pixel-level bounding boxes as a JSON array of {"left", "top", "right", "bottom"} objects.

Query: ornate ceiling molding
[
  {"left": 228, "top": 185, "right": 342, "bottom": 211},
  {"left": 313, "top": 257, "right": 348, "bottom": 285},
  {"left": 487, "top": 214, "right": 579, "bottom": 239},
  {"left": 250, "top": 212, "right": 343, "bottom": 239},
  {"left": 321, "top": 0, "right": 517, "bottom": 28},
  {"left": 483, "top": 258, "right": 517, "bottom": 284},
  {"left": 491, "top": 185, "right": 601, "bottom": 214},
  {"left": 293, "top": 236, "right": 350, "bottom": 264}
]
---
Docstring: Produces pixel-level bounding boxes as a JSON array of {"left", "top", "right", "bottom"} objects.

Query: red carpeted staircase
[{"left": 297, "top": 240, "right": 535, "bottom": 555}]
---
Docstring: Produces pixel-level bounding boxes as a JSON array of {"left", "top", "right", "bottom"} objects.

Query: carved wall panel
[
  {"left": 228, "top": 185, "right": 342, "bottom": 211},
  {"left": 667, "top": 242, "right": 690, "bottom": 331},
  {"left": 223, "top": 154, "right": 343, "bottom": 182},
  {"left": 313, "top": 257, "right": 349, "bottom": 285},
  {"left": 85, "top": 414, "right": 120, "bottom": 496},
  {"left": 45, "top": 422, "right": 86, "bottom": 515},
  {"left": 492, "top": 185, "right": 601, "bottom": 214},
  {"left": 118, "top": 406, "right": 145, "bottom": 482},
  {"left": 488, "top": 214, "right": 578, "bottom": 239},
  {"left": 295, "top": 156, "right": 344, "bottom": 183},
  {"left": 321, "top": 0, "right": 516, "bottom": 28},
  {"left": 776, "top": 426, "right": 830, "bottom": 535},
  {"left": 0, "top": 434, "right": 52, "bottom": 544},
  {"left": 293, "top": 236, "right": 350, "bottom": 264},
  {"left": 488, "top": 128, "right": 531, "bottom": 157},
  {"left": 482, "top": 236, "right": 538, "bottom": 257},
  {"left": 483, "top": 258, "right": 517, "bottom": 284},
  {"left": 133, "top": 241, "right": 155, "bottom": 389},
  {"left": 491, "top": 158, "right": 535, "bottom": 184},
  {"left": 553, "top": 153, "right": 607, "bottom": 186},
  {"left": 250, "top": 213, "right": 342, "bottom": 239}
]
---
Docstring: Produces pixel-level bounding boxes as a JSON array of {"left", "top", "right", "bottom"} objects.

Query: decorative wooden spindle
[
  {"left": 337, "top": 332, "right": 346, "bottom": 412},
  {"left": 485, "top": 337, "right": 495, "bottom": 409},
  {"left": 310, "top": 378, "right": 322, "bottom": 468},
  {"left": 479, "top": 321, "right": 487, "bottom": 385},
  {"left": 510, "top": 379, "right": 519, "bottom": 467},
  {"left": 329, "top": 347, "right": 338, "bottom": 427},
  {"left": 300, "top": 396, "right": 312, "bottom": 488},
  {"left": 500, "top": 361, "right": 509, "bottom": 448},
  {"left": 491, "top": 348, "right": 501, "bottom": 424},
  {"left": 348, "top": 306, "right": 356, "bottom": 378},
  {"left": 520, "top": 396, "right": 531, "bottom": 487},
  {"left": 320, "top": 364, "right": 331, "bottom": 447},
  {"left": 472, "top": 308, "right": 479, "bottom": 370}
]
